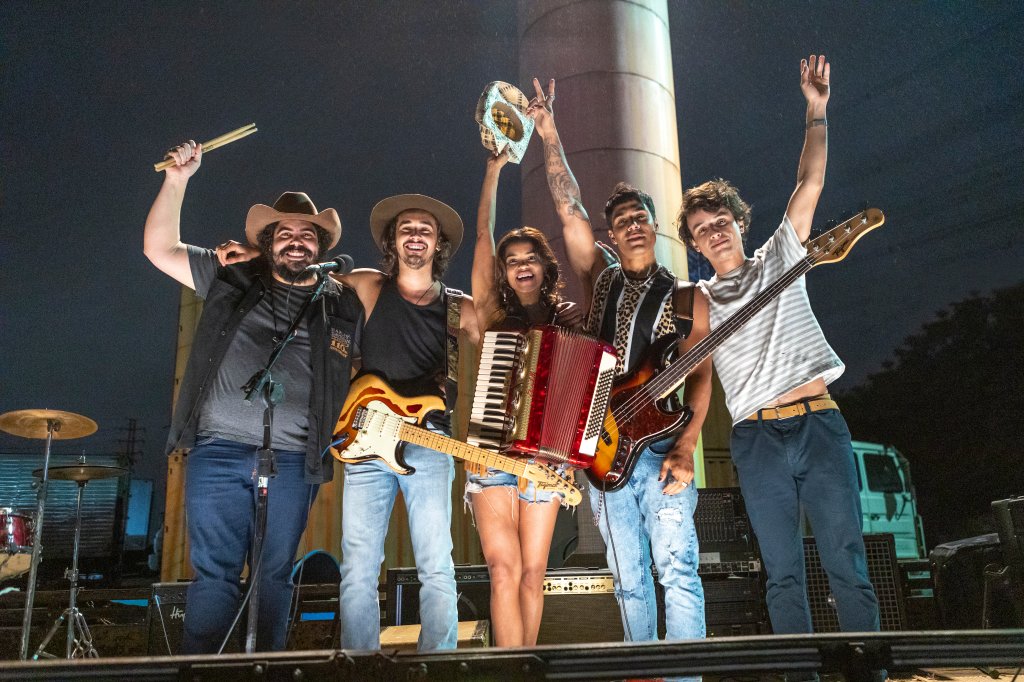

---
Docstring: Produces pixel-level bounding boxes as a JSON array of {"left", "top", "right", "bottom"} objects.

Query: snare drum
[{"left": 0, "top": 508, "right": 34, "bottom": 553}]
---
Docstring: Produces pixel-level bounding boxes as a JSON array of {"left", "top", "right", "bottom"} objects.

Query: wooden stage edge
[{"left": 0, "top": 631, "right": 1021, "bottom": 681}]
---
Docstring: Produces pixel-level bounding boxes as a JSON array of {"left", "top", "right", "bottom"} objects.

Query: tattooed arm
[{"left": 527, "top": 78, "right": 603, "bottom": 295}]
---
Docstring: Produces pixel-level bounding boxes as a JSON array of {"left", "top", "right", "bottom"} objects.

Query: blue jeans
[
  {"left": 339, "top": 442, "right": 457, "bottom": 650},
  {"left": 731, "top": 409, "right": 880, "bottom": 634},
  {"left": 183, "top": 437, "right": 317, "bottom": 653},
  {"left": 589, "top": 446, "right": 705, "bottom": 648}
]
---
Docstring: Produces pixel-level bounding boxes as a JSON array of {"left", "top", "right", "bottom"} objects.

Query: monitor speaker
[{"left": 803, "top": 533, "right": 906, "bottom": 632}]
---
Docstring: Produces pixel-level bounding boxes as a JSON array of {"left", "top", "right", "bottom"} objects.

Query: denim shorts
[{"left": 464, "top": 464, "right": 569, "bottom": 505}]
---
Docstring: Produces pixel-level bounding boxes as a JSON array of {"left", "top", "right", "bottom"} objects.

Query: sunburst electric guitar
[
  {"left": 331, "top": 373, "right": 582, "bottom": 506},
  {"left": 587, "top": 208, "right": 886, "bottom": 490}
]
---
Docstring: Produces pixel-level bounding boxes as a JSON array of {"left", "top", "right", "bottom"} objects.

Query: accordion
[{"left": 468, "top": 324, "right": 617, "bottom": 467}]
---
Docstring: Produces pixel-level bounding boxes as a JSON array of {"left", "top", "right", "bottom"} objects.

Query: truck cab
[{"left": 851, "top": 441, "right": 927, "bottom": 560}]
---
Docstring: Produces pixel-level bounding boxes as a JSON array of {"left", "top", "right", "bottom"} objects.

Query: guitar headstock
[
  {"left": 524, "top": 463, "right": 582, "bottom": 507},
  {"left": 807, "top": 208, "right": 884, "bottom": 266}
]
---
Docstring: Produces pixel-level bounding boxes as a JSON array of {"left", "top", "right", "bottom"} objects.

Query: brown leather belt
[{"left": 745, "top": 394, "right": 839, "bottom": 421}]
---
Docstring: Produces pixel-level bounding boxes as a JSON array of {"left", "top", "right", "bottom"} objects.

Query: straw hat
[
  {"left": 475, "top": 81, "right": 534, "bottom": 164},
  {"left": 369, "top": 194, "right": 463, "bottom": 256}
]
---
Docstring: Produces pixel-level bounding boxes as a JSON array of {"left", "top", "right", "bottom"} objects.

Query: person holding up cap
[{"left": 144, "top": 140, "right": 363, "bottom": 652}]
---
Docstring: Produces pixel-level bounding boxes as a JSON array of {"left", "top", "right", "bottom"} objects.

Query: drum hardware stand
[
  {"left": 19, "top": 417, "right": 58, "bottom": 661},
  {"left": 233, "top": 272, "right": 329, "bottom": 654},
  {"left": 32, "top": 472, "right": 98, "bottom": 659}
]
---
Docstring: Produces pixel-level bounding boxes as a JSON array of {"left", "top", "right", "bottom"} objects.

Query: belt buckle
[{"left": 772, "top": 405, "right": 783, "bottom": 420}]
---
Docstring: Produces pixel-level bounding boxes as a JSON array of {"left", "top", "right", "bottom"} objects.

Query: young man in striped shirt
[{"left": 677, "top": 55, "right": 882, "bottom": 665}]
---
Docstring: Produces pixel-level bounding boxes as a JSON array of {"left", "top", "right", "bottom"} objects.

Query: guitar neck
[
  {"left": 648, "top": 255, "right": 815, "bottom": 399},
  {"left": 396, "top": 422, "right": 528, "bottom": 475}
]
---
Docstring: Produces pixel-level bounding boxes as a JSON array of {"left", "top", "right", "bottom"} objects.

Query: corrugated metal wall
[{"left": 0, "top": 452, "right": 127, "bottom": 559}]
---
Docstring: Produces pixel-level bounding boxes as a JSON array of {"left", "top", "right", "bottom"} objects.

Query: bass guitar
[
  {"left": 587, "top": 208, "right": 885, "bottom": 490},
  {"left": 332, "top": 373, "right": 582, "bottom": 506}
]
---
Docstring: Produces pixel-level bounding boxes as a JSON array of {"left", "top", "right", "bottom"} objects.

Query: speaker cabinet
[
  {"left": 146, "top": 581, "right": 336, "bottom": 654},
  {"left": 992, "top": 497, "right": 1024, "bottom": 565},
  {"left": 385, "top": 565, "right": 492, "bottom": 627},
  {"left": 803, "top": 533, "right": 906, "bottom": 632},
  {"left": 538, "top": 570, "right": 622, "bottom": 644},
  {"left": 387, "top": 566, "right": 767, "bottom": 644}
]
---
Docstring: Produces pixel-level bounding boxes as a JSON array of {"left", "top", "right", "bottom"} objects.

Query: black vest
[{"left": 166, "top": 259, "right": 363, "bottom": 483}]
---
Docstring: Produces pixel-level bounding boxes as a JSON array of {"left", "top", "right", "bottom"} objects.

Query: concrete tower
[{"left": 518, "top": 0, "right": 688, "bottom": 292}]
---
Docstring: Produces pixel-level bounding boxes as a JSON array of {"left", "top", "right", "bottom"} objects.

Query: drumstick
[{"left": 153, "top": 123, "right": 257, "bottom": 171}]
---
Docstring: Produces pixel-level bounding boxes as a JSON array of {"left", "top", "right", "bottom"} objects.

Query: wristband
[{"left": 807, "top": 118, "right": 828, "bottom": 129}]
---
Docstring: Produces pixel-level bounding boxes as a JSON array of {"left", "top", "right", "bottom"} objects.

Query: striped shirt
[{"left": 697, "top": 216, "right": 844, "bottom": 425}]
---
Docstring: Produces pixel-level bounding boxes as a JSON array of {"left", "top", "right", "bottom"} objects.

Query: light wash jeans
[
  {"left": 339, "top": 441, "right": 457, "bottom": 650},
  {"left": 183, "top": 437, "right": 316, "bottom": 653},
  {"left": 589, "top": 445, "right": 705, "bottom": 655}
]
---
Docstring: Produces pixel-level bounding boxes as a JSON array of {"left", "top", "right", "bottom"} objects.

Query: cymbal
[
  {"left": 33, "top": 465, "right": 127, "bottom": 482},
  {"left": 0, "top": 410, "right": 98, "bottom": 440}
]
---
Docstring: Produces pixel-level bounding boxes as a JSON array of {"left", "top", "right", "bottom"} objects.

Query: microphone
[{"left": 304, "top": 254, "right": 354, "bottom": 275}]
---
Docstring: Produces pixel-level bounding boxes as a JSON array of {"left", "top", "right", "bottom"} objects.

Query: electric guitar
[
  {"left": 331, "top": 373, "right": 582, "bottom": 506},
  {"left": 587, "top": 208, "right": 885, "bottom": 490}
]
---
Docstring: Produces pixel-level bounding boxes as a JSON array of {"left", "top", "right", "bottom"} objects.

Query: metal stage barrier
[{"left": 0, "top": 631, "right": 1020, "bottom": 681}]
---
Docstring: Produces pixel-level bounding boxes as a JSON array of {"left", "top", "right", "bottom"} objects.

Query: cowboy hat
[
  {"left": 245, "top": 192, "right": 342, "bottom": 248},
  {"left": 369, "top": 194, "right": 463, "bottom": 255},
  {"left": 475, "top": 81, "right": 534, "bottom": 164}
]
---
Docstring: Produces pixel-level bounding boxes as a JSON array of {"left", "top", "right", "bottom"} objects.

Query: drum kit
[{"left": 0, "top": 408, "right": 126, "bottom": 660}]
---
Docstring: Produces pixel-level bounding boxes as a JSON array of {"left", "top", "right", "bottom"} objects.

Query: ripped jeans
[{"left": 589, "top": 445, "right": 705, "bottom": 649}]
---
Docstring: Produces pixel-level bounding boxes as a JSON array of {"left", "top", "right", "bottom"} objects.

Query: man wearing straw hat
[
  {"left": 218, "top": 192, "right": 479, "bottom": 651},
  {"left": 144, "top": 140, "right": 363, "bottom": 653}
]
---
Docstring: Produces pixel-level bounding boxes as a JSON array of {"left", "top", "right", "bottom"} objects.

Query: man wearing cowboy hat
[
  {"left": 338, "top": 194, "right": 478, "bottom": 651},
  {"left": 144, "top": 140, "right": 363, "bottom": 653},
  {"left": 217, "top": 192, "right": 479, "bottom": 651}
]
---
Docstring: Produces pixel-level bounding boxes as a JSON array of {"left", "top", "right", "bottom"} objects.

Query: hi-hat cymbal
[
  {"left": 33, "top": 465, "right": 127, "bottom": 482},
  {"left": 0, "top": 410, "right": 98, "bottom": 440}
]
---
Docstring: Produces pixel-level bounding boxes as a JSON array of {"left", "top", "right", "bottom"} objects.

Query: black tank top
[{"left": 361, "top": 278, "right": 446, "bottom": 397}]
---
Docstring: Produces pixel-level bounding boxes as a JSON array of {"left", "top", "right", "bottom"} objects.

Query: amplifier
[
  {"left": 146, "top": 582, "right": 244, "bottom": 655},
  {"left": 385, "top": 565, "right": 492, "bottom": 626},
  {"left": 146, "top": 582, "right": 338, "bottom": 654},
  {"left": 698, "top": 559, "right": 762, "bottom": 576},
  {"left": 703, "top": 574, "right": 766, "bottom": 626},
  {"left": 388, "top": 566, "right": 767, "bottom": 644},
  {"left": 804, "top": 533, "right": 906, "bottom": 632},
  {"left": 695, "top": 487, "right": 759, "bottom": 561},
  {"left": 539, "top": 569, "right": 623, "bottom": 644}
]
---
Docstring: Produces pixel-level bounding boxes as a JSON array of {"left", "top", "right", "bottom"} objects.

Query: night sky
[{"left": 2, "top": 3, "right": 1021, "bottom": 537}]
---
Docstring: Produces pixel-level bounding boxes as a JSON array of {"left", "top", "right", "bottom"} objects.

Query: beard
[{"left": 266, "top": 245, "right": 316, "bottom": 281}]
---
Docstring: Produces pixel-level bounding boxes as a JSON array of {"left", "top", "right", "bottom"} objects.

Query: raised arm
[
  {"left": 786, "top": 54, "right": 831, "bottom": 241},
  {"left": 471, "top": 152, "right": 511, "bottom": 329},
  {"left": 527, "top": 78, "right": 603, "bottom": 293},
  {"left": 143, "top": 140, "right": 203, "bottom": 288},
  {"left": 659, "top": 288, "right": 713, "bottom": 495}
]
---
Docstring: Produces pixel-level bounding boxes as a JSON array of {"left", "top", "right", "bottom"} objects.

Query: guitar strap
[{"left": 443, "top": 287, "right": 463, "bottom": 415}]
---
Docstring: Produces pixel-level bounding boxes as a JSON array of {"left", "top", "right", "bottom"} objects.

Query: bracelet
[{"left": 807, "top": 118, "right": 828, "bottom": 129}]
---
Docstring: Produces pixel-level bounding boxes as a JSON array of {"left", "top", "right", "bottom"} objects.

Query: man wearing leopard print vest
[{"left": 525, "top": 77, "right": 712, "bottom": 673}]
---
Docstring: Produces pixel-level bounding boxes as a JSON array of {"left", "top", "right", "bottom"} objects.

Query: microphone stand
[{"left": 236, "top": 271, "right": 329, "bottom": 654}]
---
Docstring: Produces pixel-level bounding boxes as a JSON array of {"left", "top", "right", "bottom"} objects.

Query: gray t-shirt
[
  {"left": 187, "top": 246, "right": 313, "bottom": 450},
  {"left": 697, "top": 216, "right": 844, "bottom": 425}
]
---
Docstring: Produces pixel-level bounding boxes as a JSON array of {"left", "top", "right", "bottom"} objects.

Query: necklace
[
  {"left": 412, "top": 281, "right": 438, "bottom": 305},
  {"left": 621, "top": 263, "right": 659, "bottom": 290}
]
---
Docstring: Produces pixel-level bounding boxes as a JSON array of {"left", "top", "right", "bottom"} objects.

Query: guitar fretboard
[{"left": 396, "top": 422, "right": 529, "bottom": 476}]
